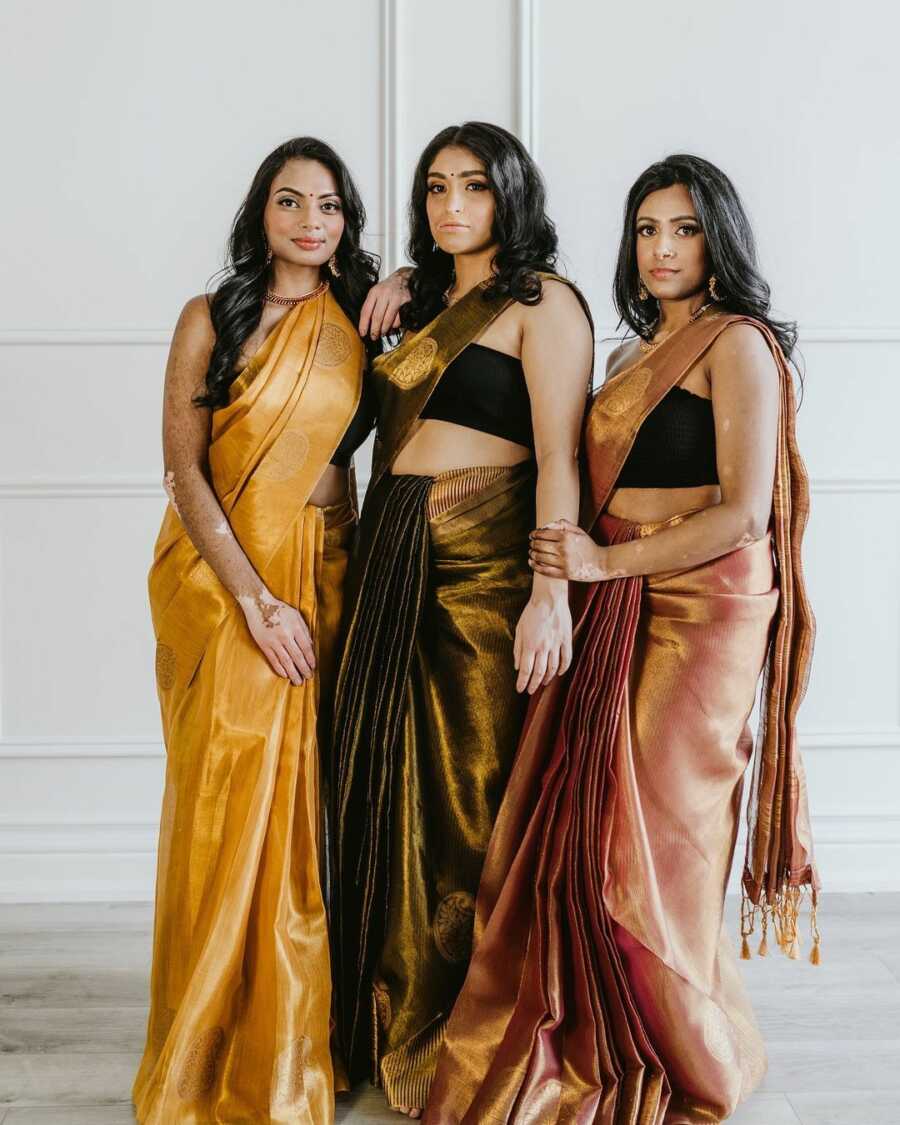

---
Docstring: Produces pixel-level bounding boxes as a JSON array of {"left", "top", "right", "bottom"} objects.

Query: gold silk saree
[
  {"left": 426, "top": 312, "right": 818, "bottom": 1125},
  {"left": 134, "top": 288, "right": 365, "bottom": 1124}
]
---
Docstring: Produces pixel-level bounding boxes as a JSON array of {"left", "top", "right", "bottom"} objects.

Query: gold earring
[
  {"left": 264, "top": 240, "right": 273, "bottom": 265},
  {"left": 638, "top": 278, "right": 649, "bottom": 301},
  {"left": 328, "top": 253, "right": 341, "bottom": 278},
  {"left": 708, "top": 274, "right": 722, "bottom": 301}
]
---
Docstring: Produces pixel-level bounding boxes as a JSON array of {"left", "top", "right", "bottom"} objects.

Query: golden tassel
[
  {"left": 775, "top": 884, "right": 802, "bottom": 958},
  {"left": 809, "top": 887, "right": 822, "bottom": 966},
  {"left": 740, "top": 890, "right": 756, "bottom": 960},
  {"left": 757, "top": 909, "right": 769, "bottom": 957}
]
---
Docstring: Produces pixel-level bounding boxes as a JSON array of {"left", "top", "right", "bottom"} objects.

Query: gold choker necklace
[
  {"left": 265, "top": 280, "right": 328, "bottom": 307},
  {"left": 639, "top": 301, "right": 714, "bottom": 353}
]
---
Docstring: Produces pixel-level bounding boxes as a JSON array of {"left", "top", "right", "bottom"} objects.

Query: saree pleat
[
  {"left": 135, "top": 290, "right": 365, "bottom": 1124},
  {"left": 427, "top": 521, "right": 667, "bottom": 1125},
  {"left": 426, "top": 314, "right": 816, "bottom": 1125},
  {"left": 333, "top": 464, "right": 536, "bottom": 1105}
]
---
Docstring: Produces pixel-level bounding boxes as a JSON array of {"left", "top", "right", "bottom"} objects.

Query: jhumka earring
[
  {"left": 265, "top": 241, "right": 273, "bottom": 265},
  {"left": 638, "top": 278, "right": 650, "bottom": 301},
  {"left": 708, "top": 274, "right": 722, "bottom": 301},
  {"left": 328, "top": 253, "right": 341, "bottom": 278}
]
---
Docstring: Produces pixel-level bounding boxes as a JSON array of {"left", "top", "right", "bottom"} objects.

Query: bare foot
[{"left": 393, "top": 1108, "right": 422, "bottom": 1119}]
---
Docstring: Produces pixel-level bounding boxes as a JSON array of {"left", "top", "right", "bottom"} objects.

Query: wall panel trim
[
  {"left": 515, "top": 0, "right": 538, "bottom": 153},
  {"left": 0, "top": 737, "right": 164, "bottom": 759},
  {"left": 380, "top": 0, "right": 402, "bottom": 274},
  {"left": 2, "top": 728, "right": 895, "bottom": 761},
  {"left": 2, "top": 326, "right": 900, "bottom": 347},
  {"left": 3, "top": 477, "right": 899, "bottom": 500}
]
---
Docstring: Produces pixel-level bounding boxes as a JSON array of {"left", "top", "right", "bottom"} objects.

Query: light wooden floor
[{"left": 0, "top": 895, "right": 897, "bottom": 1124}]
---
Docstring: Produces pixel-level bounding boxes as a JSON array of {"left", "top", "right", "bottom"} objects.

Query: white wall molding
[
  {"left": 0, "top": 479, "right": 164, "bottom": 500},
  {"left": 0, "top": 330, "right": 171, "bottom": 345},
  {"left": 1, "top": 729, "right": 894, "bottom": 763},
  {"left": 0, "top": 737, "right": 164, "bottom": 759},
  {"left": 799, "top": 727, "right": 900, "bottom": 751},
  {"left": 515, "top": 0, "right": 538, "bottom": 154},
  {"left": 595, "top": 326, "right": 900, "bottom": 345},
  {"left": 2, "top": 477, "right": 898, "bottom": 500},
  {"left": 3, "top": 325, "right": 900, "bottom": 347},
  {"left": 0, "top": 820, "right": 158, "bottom": 854},
  {"left": 380, "top": 0, "right": 402, "bottom": 273},
  {"left": 2, "top": 811, "right": 896, "bottom": 902},
  {"left": 809, "top": 479, "right": 900, "bottom": 495}
]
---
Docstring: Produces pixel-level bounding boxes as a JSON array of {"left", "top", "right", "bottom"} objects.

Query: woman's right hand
[{"left": 238, "top": 590, "right": 317, "bottom": 685}]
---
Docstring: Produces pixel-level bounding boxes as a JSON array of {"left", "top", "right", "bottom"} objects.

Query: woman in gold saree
[
  {"left": 134, "top": 137, "right": 408, "bottom": 1124},
  {"left": 331, "top": 122, "right": 595, "bottom": 1117},
  {"left": 426, "top": 155, "right": 818, "bottom": 1124}
]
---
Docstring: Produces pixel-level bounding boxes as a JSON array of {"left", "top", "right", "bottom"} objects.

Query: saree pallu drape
[
  {"left": 426, "top": 313, "right": 817, "bottom": 1124},
  {"left": 134, "top": 288, "right": 365, "bottom": 1125}
]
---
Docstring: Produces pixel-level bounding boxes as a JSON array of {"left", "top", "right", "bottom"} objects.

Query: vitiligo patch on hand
[{"left": 163, "top": 471, "right": 181, "bottom": 516}]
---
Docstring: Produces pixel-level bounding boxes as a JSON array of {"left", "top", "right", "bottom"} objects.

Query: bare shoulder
[
  {"left": 523, "top": 277, "right": 592, "bottom": 338},
  {"left": 709, "top": 321, "right": 780, "bottom": 400},
  {"left": 173, "top": 294, "right": 215, "bottom": 354},
  {"left": 709, "top": 320, "right": 776, "bottom": 368}
]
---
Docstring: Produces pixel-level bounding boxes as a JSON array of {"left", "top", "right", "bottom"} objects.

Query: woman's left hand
[
  {"left": 358, "top": 268, "right": 412, "bottom": 339},
  {"left": 514, "top": 594, "right": 573, "bottom": 695},
  {"left": 529, "top": 519, "right": 606, "bottom": 582}
]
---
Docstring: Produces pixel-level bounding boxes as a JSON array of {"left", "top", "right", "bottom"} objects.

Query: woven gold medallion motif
[
  {"left": 272, "top": 1035, "right": 312, "bottom": 1106},
  {"left": 177, "top": 1026, "right": 225, "bottom": 1100},
  {"left": 390, "top": 337, "right": 438, "bottom": 388},
  {"left": 256, "top": 429, "right": 310, "bottom": 482},
  {"left": 315, "top": 323, "right": 353, "bottom": 367},
  {"left": 599, "top": 367, "right": 654, "bottom": 417},
  {"left": 155, "top": 643, "right": 177, "bottom": 691},
  {"left": 433, "top": 891, "right": 476, "bottom": 964}
]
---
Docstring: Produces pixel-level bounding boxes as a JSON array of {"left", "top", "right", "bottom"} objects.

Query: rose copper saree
[
  {"left": 134, "top": 289, "right": 365, "bottom": 1124},
  {"left": 425, "top": 313, "right": 818, "bottom": 1125}
]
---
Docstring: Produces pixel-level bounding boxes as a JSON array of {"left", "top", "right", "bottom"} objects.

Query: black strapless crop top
[
  {"left": 616, "top": 385, "right": 718, "bottom": 488},
  {"left": 330, "top": 376, "right": 376, "bottom": 468},
  {"left": 419, "top": 343, "right": 534, "bottom": 450}
]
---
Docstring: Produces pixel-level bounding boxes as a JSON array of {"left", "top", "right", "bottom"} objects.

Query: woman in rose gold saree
[
  {"left": 133, "top": 138, "right": 407, "bottom": 1124},
  {"left": 426, "top": 155, "right": 818, "bottom": 1125}
]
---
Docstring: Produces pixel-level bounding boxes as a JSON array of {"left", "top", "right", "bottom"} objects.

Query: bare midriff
[
  {"left": 390, "top": 419, "right": 532, "bottom": 477},
  {"left": 606, "top": 484, "right": 722, "bottom": 525},
  {"left": 309, "top": 464, "right": 352, "bottom": 508}
]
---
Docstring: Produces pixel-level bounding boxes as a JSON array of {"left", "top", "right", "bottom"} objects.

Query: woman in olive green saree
[{"left": 331, "top": 122, "right": 594, "bottom": 1117}]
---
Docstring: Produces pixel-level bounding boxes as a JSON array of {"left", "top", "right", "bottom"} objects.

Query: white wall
[{"left": 1, "top": 0, "right": 897, "bottom": 901}]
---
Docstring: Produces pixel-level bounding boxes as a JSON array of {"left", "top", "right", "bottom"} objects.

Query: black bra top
[
  {"left": 616, "top": 385, "right": 718, "bottom": 489},
  {"left": 330, "top": 376, "right": 377, "bottom": 468},
  {"left": 419, "top": 343, "right": 534, "bottom": 450}
]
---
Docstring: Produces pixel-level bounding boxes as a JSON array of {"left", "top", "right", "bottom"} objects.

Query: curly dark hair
[
  {"left": 196, "top": 136, "right": 379, "bottom": 409},
  {"left": 613, "top": 153, "right": 798, "bottom": 361},
  {"left": 400, "top": 122, "right": 559, "bottom": 332}
]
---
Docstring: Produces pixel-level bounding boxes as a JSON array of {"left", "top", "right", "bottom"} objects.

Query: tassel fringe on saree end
[{"left": 740, "top": 879, "right": 821, "bottom": 965}]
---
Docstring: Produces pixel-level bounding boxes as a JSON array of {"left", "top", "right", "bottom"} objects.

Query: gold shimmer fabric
[
  {"left": 333, "top": 463, "right": 537, "bottom": 1110},
  {"left": 134, "top": 289, "right": 365, "bottom": 1125},
  {"left": 426, "top": 314, "right": 817, "bottom": 1124}
]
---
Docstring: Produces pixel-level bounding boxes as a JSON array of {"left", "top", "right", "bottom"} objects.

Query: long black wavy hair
[
  {"left": 400, "top": 122, "right": 559, "bottom": 332},
  {"left": 613, "top": 153, "right": 798, "bottom": 361},
  {"left": 196, "top": 137, "right": 379, "bottom": 409}
]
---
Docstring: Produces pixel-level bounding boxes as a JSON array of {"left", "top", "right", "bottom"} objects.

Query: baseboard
[{"left": 1, "top": 815, "right": 898, "bottom": 903}]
